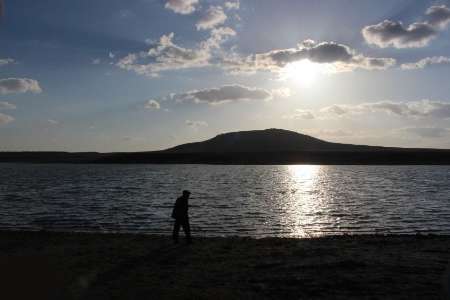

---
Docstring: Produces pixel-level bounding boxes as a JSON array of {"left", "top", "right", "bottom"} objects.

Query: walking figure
[{"left": 171, "top": 190, "right": 192, "bottom": 244}]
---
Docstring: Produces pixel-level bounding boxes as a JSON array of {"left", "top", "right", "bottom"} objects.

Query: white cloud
[
  {"left": 0, "top": 101, "right": 16, "bottom": 110},
  {"left": 283, "top": 109, "right": 315, "bottom": 120},
  {"left": 145, "top": 99, "right": 161, "bottom": 110},
  {"left": 362, "top": 5, "right": 450, "bottom": 48},
  {"left": 0, "top": 58, "right": 14, "bottom": 67},
  {"left": 196, "top": 6, "right": 227, "bottom": 30},
  {"left": 48, "top": 119, "right": 59, "bottom": 125},
  {"left": 224, "top": 0, "right": 240, "bottom": 10},
  {"left": 401, "top": 56, "right": 450, "bottom": 70},
  {"left": 320, "top": 104, "right": 350, "bottom": 116},
  {"left": 0, "top": 112, "right": 14, "bottom": 124},
  {"left": 165, "top": 0, "right": 198, "bottom": 15},
  {"left": 186, "top": 120, "right": 208, "bottom": 128},
  {"left": 0, "top": 78, "right": 42, "bottom": 94},
  {"left": 117, "top": 29, "right": 235, "bottom": 77},
  {"left": 271, "top": 87, "right": 292, "bottom": 98},
  {"left": 223, "top": 39, "right": 395, "bottom": 74},
  {"left": 117, "top": 33, "right": 210, "bottom": 77},
  {"left": 200, "top": 26, "right": 236, "bottom": 49},
  {"left": 172, "top": 84, "right": 272, "bottom": 105},
  {"left": 92, "top": 58, "right": 101, "bottom": 65}
]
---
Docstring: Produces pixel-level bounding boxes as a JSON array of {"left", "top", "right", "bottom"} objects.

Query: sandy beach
[{"left": 1, "top": 231, "right": 449, "bottom": 299}]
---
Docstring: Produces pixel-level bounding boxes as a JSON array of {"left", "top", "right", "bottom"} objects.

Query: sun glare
[{"left": 282, "top": 60, "right": 329, "bottom": 87}]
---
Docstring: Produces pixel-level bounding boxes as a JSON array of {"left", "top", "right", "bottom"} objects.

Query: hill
[
  {"left": 164, "top": 128, "right": 389, "bottom": 153},
  {"left": 1, "top": 129, "right": 450, "bottom": 164}
]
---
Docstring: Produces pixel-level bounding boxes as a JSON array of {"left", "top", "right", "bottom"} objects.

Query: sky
[{"left": 1, "top": 0, "right": 450, "bottom": 151}]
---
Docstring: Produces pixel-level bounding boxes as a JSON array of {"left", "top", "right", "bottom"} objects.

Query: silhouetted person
[{"left": 171, "top": 190, "right": 192, "bottom": 244}]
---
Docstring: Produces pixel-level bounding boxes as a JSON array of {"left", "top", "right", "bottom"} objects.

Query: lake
[{"left": 0, "top": 163, "right": 449, "bottom": 237}]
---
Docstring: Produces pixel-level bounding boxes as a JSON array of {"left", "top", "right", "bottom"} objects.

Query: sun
[{"left": 282, "top": 60, "right": 328, "bottom": 87}]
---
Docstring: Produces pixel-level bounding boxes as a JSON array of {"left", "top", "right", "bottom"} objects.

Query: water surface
[{"left": 1, "top": 164, "right": 449, "bottom": 237}]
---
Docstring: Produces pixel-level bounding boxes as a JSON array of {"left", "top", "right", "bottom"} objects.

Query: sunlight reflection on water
[{"left": 1, "top": 163, "right": 450, "bottom": 237}]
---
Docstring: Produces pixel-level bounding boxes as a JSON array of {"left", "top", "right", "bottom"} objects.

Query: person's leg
[
  {"left": 172, "top": 220, "right": 181, "bottom": 243},
  {"left": 182, "top": 219, "right": 192, "bottom": 244}
]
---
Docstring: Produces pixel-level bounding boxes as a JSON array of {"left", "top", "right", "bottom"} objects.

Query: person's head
[{"left": 182, "top": 190, "right": 191, "bottom": 198}]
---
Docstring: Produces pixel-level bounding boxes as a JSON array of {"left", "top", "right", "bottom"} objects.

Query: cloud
[
  {"left": 0, "top": 58, "right": 14, "bottom": 67},
  {"left": 200, "top": 26, "right": 236, "bottom": 49},
  {"left": 196, "top": 6, "right": 227, "bottom": 30},
  {"left": 186, "top": 120, "right": 208, "bottom": 128},
  {"left": 362, "top": 5, "right": 450, "bottom": 48},
  {"left": 0, "top": 101, "right": 16, "bottom": 110},
  {"left": 320, "top": 100, "right": 450, "bottom": 119},
  {"left": 172, "top": 84, "right": 272, "bottom": 105},
  {"left": 165, "top": 0, "right": 198, "bottom": 15},
  {"left": 145, "top": 99, "right": 161, "bottom": 110},
  {"left": 92, "top": 58, "right": 101, "bottom": 65},
  {"left": 399, "top": 127, "right": 450, "bottom": 138},
  {"left": 426, "top": 5, "right": 450, "bottom": 29},
  {"left": 283, "top": 109, "right": 316, "bottom": 120},
  {"left": 0, "top": 112, "right": 14, "bottom": 124},
  {"left": 117, "top": 29, "right": 235, "bottom": 76},
  {"left": 271, "top": 87, "right": 292, "bottom": 98},
  {"left": 117, "top": 33, "right": 210, "bottom": 76},
  {"left": 401, "top": 56, "right": 450, "bottom": 70},
  {"left": 223, "top": 39, "right": 395, "bottom": 74},
  {"left": 362, "top": 20, "right": 437, "bottom": 48},
  {"left": 224, "top": 0, "right": 240, "bottom": 10},
  {"left": 0, "top": 78, "right": 42, "bottom": 94},
  {"left": 320, "top": 104, "right": 351, "bottom": 116},
  {"left": 48, "top": 119, "right": 59, "bottom": 125}
]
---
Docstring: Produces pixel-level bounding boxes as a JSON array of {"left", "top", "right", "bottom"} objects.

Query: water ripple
[{"left": 0, "top": 164, "right": 449, "bottom": 237}]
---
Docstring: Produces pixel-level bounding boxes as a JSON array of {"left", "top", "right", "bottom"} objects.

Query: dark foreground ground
[{"left": 0, "top": 231, "right": 449, "bottom": 300}]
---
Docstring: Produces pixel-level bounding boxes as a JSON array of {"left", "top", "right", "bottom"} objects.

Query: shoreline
[{"left": 1, "top": 231, "right": 449, "bottom": 299}]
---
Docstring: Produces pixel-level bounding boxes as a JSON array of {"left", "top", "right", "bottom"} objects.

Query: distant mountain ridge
[
  {"left": 164, "top": 128, "right": 390, "bottom": 153},
  {"left": 1, "top": 128, "right": 450, "bottom": 164}
]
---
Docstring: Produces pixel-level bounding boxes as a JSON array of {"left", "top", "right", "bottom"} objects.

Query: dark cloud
[
  {"left": 426, "top": 5, "right": 450, "bottom": 29},
  {"left": 223, "top": 39, "right": 395, "bottom": 74},
  {"left": 362, "top": 5, "right": 450, "bottom": 48},
  {"left": 172, "top": 84, "right": 272, "bottom": 105},
  {"left": 362, "top": 20, "right": 437, "bottom": 48}
]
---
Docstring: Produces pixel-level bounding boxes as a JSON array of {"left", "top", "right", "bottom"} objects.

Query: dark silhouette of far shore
[{"left": 1, "top": 129, "right": 450, "bottom": 164}]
